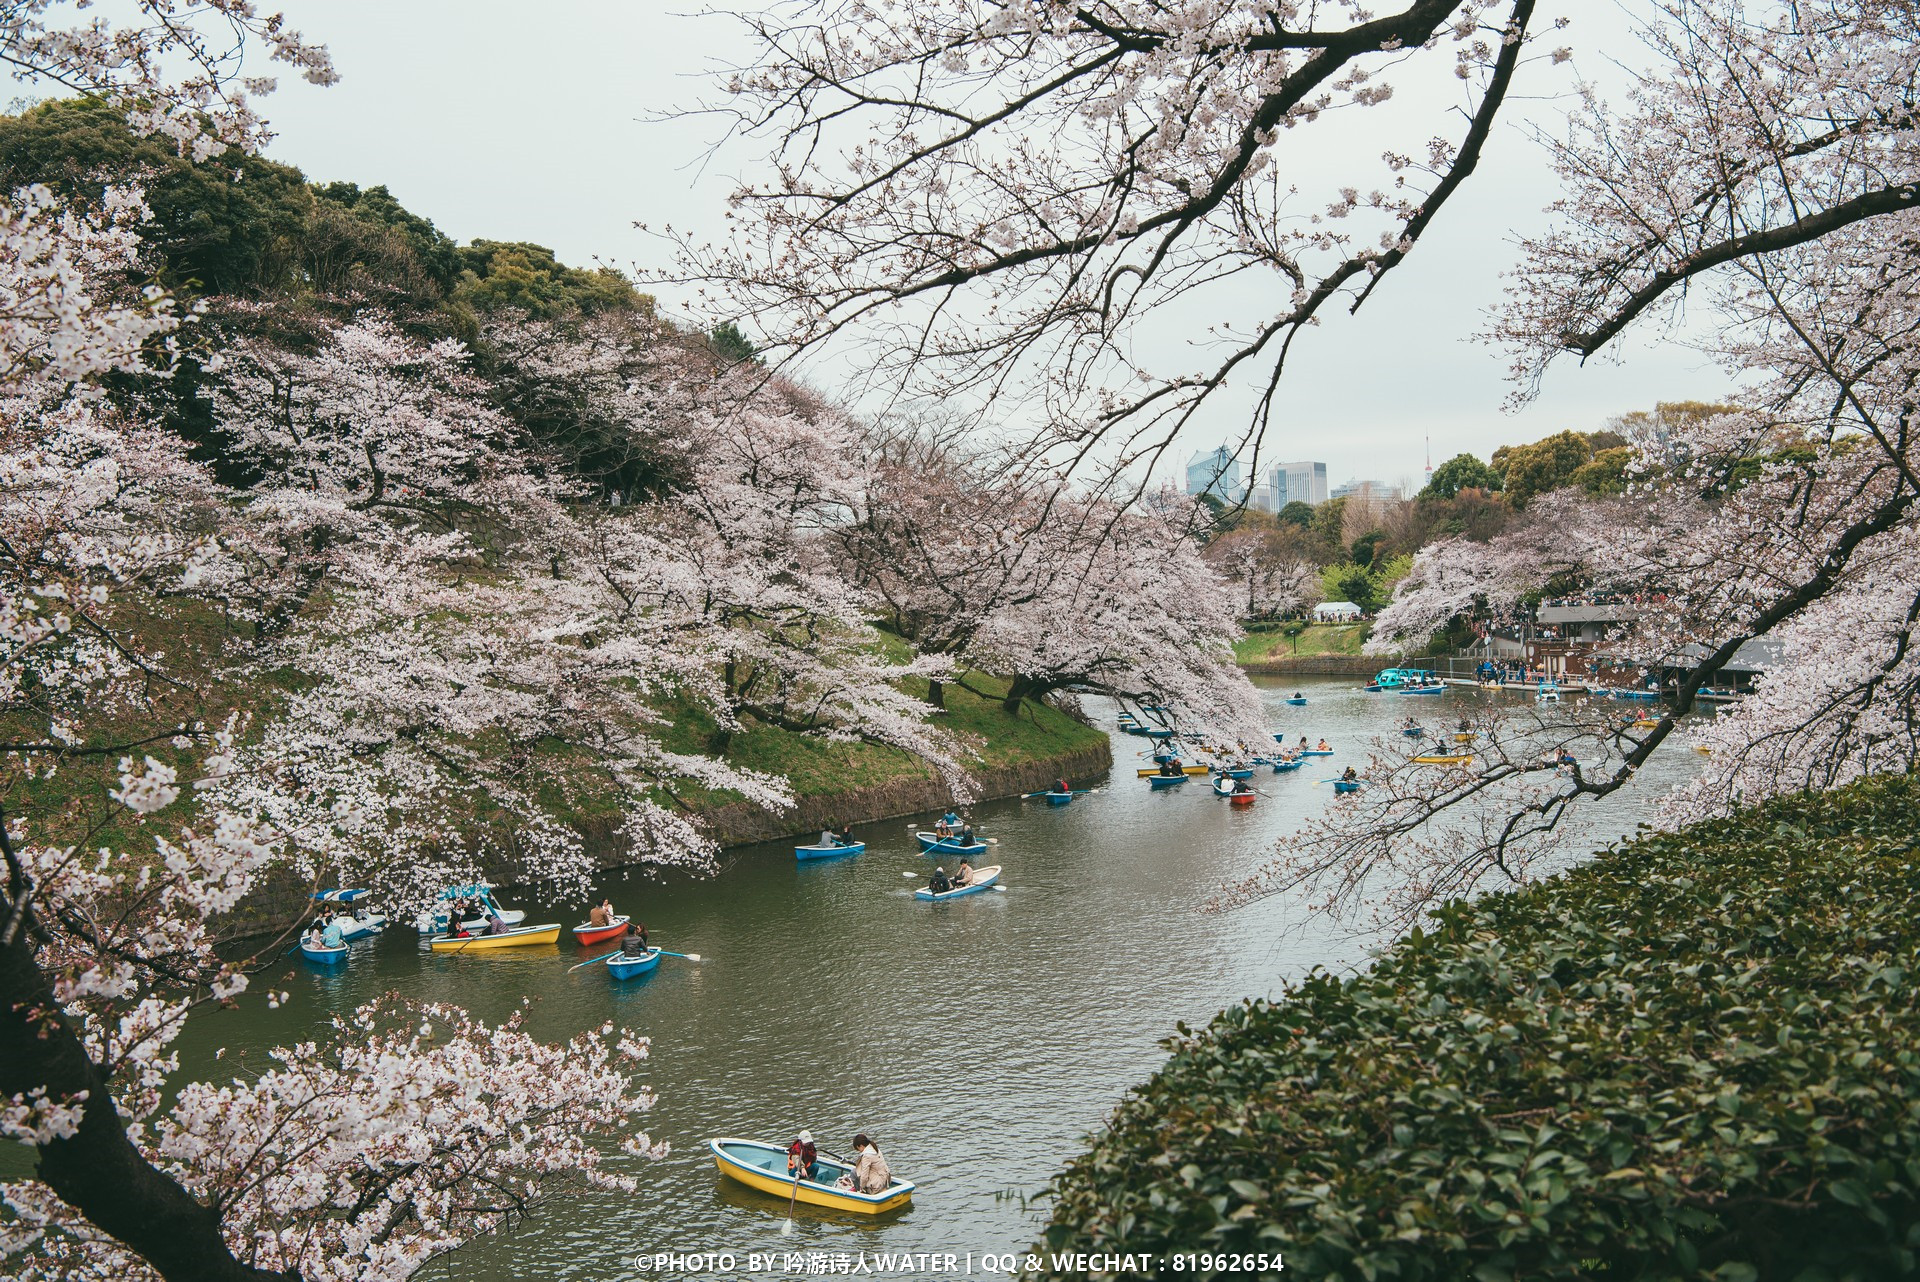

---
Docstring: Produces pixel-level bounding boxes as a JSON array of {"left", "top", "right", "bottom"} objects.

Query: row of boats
[
  {"left": 797, "top": 816, "right": 1008, "bottom": 900},
  {"left": 297, "top": 883, "right": 673, "bottom": 977}
]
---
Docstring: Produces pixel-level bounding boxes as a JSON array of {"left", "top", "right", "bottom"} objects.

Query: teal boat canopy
[{"left": 1373, "top": 668, "right": 1436, "bottom": 688}]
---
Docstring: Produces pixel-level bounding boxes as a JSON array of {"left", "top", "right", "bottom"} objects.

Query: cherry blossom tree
[
  {"left": 675, "top": 0, "right": 1551, "bottom": 485},
  {"left": 1245, "top": 0, "right": 1920, "bottom": 924},
  {"left": 1202, "top": 526, "right": 1322, "bottom": 622},
  {"left": 0, "top": 0, "right": 335, "bottom": 159}
]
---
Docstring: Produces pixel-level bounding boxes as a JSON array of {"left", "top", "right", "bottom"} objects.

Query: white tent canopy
[{"left": 1314, "top": 601, "right": 1363, "bottom": 621}]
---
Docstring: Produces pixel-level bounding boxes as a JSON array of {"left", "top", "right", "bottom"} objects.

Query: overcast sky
[{"left": 247, "top": 1, "right": 1727, "bottom": 495}]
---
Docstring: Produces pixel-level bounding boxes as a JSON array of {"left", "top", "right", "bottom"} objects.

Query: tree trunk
[
  {"left": 925, "top": 678, "right": 945, "bottom": 709},
  {"left": 0, "top": 900, "right": 296, "bottom": 1282}
]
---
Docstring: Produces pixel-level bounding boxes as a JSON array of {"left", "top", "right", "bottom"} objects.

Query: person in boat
[
  {"left": 1292, "top": 691, "right": 1303, "bottom": 700},
  {"left": 928, "top": 866, "right": 953, "bottom": 895},
  {"left": 1297, "top": 736, "right": 1310, "bottom": 752},
  {"left": 958, "top": 823, "right": 976, "bottom": 846},
  {"left": 1232, "top": 777, "right": 1251, "bottom": 795},
  {"left": 304, "top": 922, "right": 327, "bottom": 950},
  {"left": 787, "top": 1130, "right": 820, "bottom": 1182},
  {"left": 1341, "top": 766, "right": 1358, "bottom": 782},
  {"left": 1556, "top": 748, "right": 1577, "bottom": 768},
  {"left": 936, "top": 810, "right": 961, "bottom": 837},
  {"left": 952, "top": 860, "right": 975, "bottom": 888},
  {"left": 1056, "top": 777, "right": 1071, "bottom": 794},
  {"left": 835, "top": 823, "right": 854, "bottom": 846},
  {"left": 1158, "top": 758, "right": 1184, "bottom": 777},
  {"left": 1317, "top": 738, "right": 1331, "bottom": 752},
  {"left": 852, "top": 1134, "right": 891, "bottom": 1194},
  {"left": 588, "top": 899, "right": 613, "bottom": 929},
  {"left": 819, "top": 826, "right": 838, "bottom": 847},
  {"left": 620, "top": 921, "right": 650, "bottom": 956},
  {"left": 486, "top": 908, "right": 510, "bottom": 935}
]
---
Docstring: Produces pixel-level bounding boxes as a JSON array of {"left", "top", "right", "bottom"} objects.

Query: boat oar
[
  {"left": 567, "top": 950, "right": 620, "bottom": 973},
  {"left": 651, "top": 948, "right": 704, "bottom": 962},
  {"left": 781, "top": 1165, "right": 801, "bottom": 1235}
]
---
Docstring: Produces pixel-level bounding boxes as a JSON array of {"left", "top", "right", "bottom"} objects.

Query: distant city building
[
  {"left": 1268, "top": 460, "right": 1328, "bottom": 509},
  {"left": 1331, "top": 478, "right": 1404, "bottom": 503},
  {"left": 1185, "top": 446, "right": 1246, "bottom": 505}
]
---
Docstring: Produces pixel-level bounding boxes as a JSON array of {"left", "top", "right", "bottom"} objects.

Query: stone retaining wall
[{"left": 1239, "top": 655, "right": 1380, "bottom": 677}]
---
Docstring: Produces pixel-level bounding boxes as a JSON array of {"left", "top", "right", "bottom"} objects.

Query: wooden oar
[
  {"left": 567, "top": 950, "right": 620, "bottom": 973},
  {"left": 651, "top": 948, "right": 704, "bottom": 962},
  {"left": 781, "top": 1164, "right": 801, "bottom": 1235}
]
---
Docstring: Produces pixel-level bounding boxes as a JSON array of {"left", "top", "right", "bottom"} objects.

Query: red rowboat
[
  {"left": 1229, "top": 793, "right": 1255, "bottom": 807},
  {"left": 572, "top": 914, "right": 630, "bottom": 947}
]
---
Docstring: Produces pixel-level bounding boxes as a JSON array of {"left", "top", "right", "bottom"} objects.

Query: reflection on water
[{"left": 164, "top": 678, "right": 1698, "bottom": 1280}]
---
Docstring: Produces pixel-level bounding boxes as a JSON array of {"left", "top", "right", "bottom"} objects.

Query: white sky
[{"left": 244, "top": 1, "right": 1727, "bottom": 493}]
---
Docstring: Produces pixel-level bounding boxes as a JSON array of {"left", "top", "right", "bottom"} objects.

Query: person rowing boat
[
  {"left": 620, "top": 921, "right": 650, "bottom": 956},
  {"left": 928, "top": 866, "right": 953, "bottom": 895},
  {"left": 787, "top": 1130, "right": 820, "bottom": 1182}
]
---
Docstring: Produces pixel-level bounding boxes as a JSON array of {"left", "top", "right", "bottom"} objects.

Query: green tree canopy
[
  {"left": 1276, "top": 500, "right": 1315, "bottom": 528},
  {"left": 0, "top": 96, "right": 313, "bottom": 296},
  {"left": 708, "top": 321, "right": 758, "bottom": 365},
  {"left": 1419, "top": 451, "right": 1502, "bottom": 500},
  {"left": 453, "top": 240, "right": 648, "bottom": 318},
  {"left": 1497, "top": 429, "right": 1602, "bottom": 510}
]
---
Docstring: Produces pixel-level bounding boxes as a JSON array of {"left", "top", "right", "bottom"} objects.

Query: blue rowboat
[
  {"left": 1147, "top": 773, "right": 1188, "bottom": 788},
  {"left": 1044, "top": 791, "right": 1074, "bottom": 805},
  {"left": 1394, "top": 684, "right": 1446, "bottom": 695},
  {"left": 1272, "top": 732, "right": 1287, "bottom": 742},
  {"left": 1402, "top": 727, "right": 1425, "bottom": 737},
  {"left": 1224, "top": 767, "right": 1253, "bottom": 780},
  {"left": 300, "top": 941, "right": 348, "bottom": 965},
  {"left": 1285, "top": 697, "right": 1308, "bottom": 706},
  {"left": 607, "top": 948, "right": 662, "bottom": 980},
  {"left": 915, "top": 832, "right": 988, "bottom": 857},
  {"left": 914, "top": 865, "right": 1001, "bottom": 901},
  {"left": 1301, "top": 749, "right": 1334, "bottom": 757},
  {"left": 795, "top": 839, "right": 865, "bottom": 861},
  {"left": 1140, "top": 727, "right": 1173, "bottom": 739},
  {"left": 1272, "top": 758, "right": 1304, "bottom": 772},
  {"left": 1362, "top": 682, "right": 1383, "bottom": 692},
  {"left": 1333, "top": 780, "right": 1361, "bottom": 794}
]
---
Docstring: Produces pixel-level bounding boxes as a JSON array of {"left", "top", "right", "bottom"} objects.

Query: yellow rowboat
[
  {"left": 1135, "top": 764, "right": 1211, "bottom": 777},
  {"left": 708, "top": 1138, "right": 914, "bottom": 1215},
  {"left": 1452, "top": 732, "right": 1475, "bottom": 743},
  {"left": 1634, "top": 718, "right": 1661, "bottom": 730},
  {"left": 1411, "top": 753, "right": 1473, "bottom": 766},
  {"left": 428, "top": 922, "right": 561, "bottom": 951}
]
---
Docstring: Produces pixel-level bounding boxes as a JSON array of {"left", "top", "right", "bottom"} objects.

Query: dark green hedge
[{"left": 1039, "top": 775, "right": 1920, "bottom": 1281}]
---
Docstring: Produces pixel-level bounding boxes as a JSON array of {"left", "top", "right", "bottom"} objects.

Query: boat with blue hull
[
  {"left": 300, "top": 941, "right": 348, "bottom": 965},
  {"left": 607, "top": 948, "right": 662, "bottom": 980},
  {"left": 915, "top": 832, "right": 988, "bottom": 858},
  {"left": 1370, "top": 667, "right": 1438, "bottom": 690},
  {"left": 1043, "top": 791, "right": 1074, "bottom": 805},
  {"left": 1271, "top": 758, "right": 1304, "bottom": 772},
  {"left": 914, "top": 865, "right": 1001, "bottom": 901},
  {"left": 1284, "top": 696, "right": 1308, "bottom": 706},
  {"left": 1333, "top": 780, "right": 1361, "bottom": 794},
  {"left": 1147, "top": 773, "right": 1188, "bottom": 788},
  {"left": 1223, "top": 767, "right": 1253, "bottom": 780},
  {"left": 311, "top": 888, "right": 386, "bottom": 942},
  {"left": 795, "top": 839, "right": 865, "bottom": 861}
]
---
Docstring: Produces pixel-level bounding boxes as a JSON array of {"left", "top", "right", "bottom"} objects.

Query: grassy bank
[
  {"left": 1037, "top": 773, "right": 1920, "bottom": 1280},
  {"left": 1233, "top": 623, "right": 1369, "bottom": 665},
  {"left": 654, "top": 672, "right": 1110, "bottom": 815}
]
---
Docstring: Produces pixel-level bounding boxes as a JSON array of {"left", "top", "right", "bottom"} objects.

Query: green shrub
[{"left": 1037, "top": 775, "right": 1920, "bottom": 1280}]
